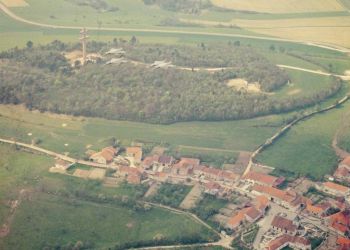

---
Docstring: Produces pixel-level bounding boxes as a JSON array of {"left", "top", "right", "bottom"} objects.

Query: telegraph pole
[{"left": 80, "top": 28, "right": 89, "bottom": 65}]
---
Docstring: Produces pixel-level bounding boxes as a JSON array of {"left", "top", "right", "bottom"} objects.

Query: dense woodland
[
  {"left": 0, "top": 41, "right": 342, "bottom": 124},
  {"left": 123, "top": 43, "right": 290, "bottom": 92}
]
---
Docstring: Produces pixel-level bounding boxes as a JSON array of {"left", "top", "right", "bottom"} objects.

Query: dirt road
[{"left": 277, "top": 64, "right": 350, "bottom": 80}]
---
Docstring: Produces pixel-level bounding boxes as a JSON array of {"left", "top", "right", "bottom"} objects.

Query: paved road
[
  {"left": 1, "top": 3, "right": 350, "bottom": 54},
  {"left": 0, "top": 137, "right": 110, "bottom": 169}
]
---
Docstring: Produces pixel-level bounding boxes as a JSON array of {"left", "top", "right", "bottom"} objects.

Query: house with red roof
[
  {"left": 254, "top": 195, "right": 270, "bottom": 214},
  {"left": 304, "top": 200, "right": 331, "bottom": 218},
  {"left": 251, "top": 184, "right": 300, "bottom": 210},
  {"left": 322, "top": 182, "right": 350, "bottom": 197},
  {"left": 118, "top": 165, "right": 143, "bottom": 184},
  {"left": 243, "top": 171, "right": 285, "bottom": 187},
  {"left": 172, "top": 157, "right": 199, "bottom": 176},
  {"left": 337, "top": 236, "right": 350, "bottom": 250},
  {"left": 89, "top": 146, "right": 118, "bottom": 164},
  {"left": 328, "top": 210, "right": 350, "bottom": 236},
  {"left": 142, "top": 155, "right": 159, "bottom": 170},
  {"left": 204, "top": 181, "right": 222, "bottom": 196},
  {"left": 126, "top": 147, "right": 143, "bottom": 164},
  {"left": 266, "top": 234, "right": 311, "bottom": 250},
  {"left": 271, "top": 215, "right": 298, "bottom": 236},
  {"left": 226, "top": 205, "right": 264, "bottom": 231}
]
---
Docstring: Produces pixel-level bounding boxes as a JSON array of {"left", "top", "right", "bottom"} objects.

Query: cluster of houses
[{"left": 53, "top": 144, "right": 350, "bottom": 250}]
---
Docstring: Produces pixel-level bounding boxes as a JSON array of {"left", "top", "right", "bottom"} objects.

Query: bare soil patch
[
  {"left": 88, "top": 168, "right": 106, "bottom": 180},
  {"left": 73, "top": 169, "right": 91, "bottom": 178},
  {"left": 287, "top": 89, "right": 302, "bottom": 96},
  {"left": 227, "top": 79, "right": 262, "bottom": 93},
  {"left": 1, "top": 0, "right": 28, "bottom": 7}
]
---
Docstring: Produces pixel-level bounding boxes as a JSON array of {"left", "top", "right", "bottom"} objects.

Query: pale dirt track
[{"left": 0, "top": 3, "right": 349, "bottom": 54}]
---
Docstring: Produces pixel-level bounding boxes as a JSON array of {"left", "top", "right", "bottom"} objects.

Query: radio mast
[{"left": 80, "top": 28, "right": 89, "bottom": 65}]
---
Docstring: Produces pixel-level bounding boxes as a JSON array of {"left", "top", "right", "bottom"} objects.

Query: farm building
[
  {"left": 89, "top": 146, "right": 118, "bottom": 164},
  {"left": 126, "top": 147, "right": 143, "bottom": 164}
]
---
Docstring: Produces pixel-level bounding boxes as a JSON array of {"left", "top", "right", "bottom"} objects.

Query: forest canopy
[{"left": 0, "top": 41, "right": 342, "bottom": 124}]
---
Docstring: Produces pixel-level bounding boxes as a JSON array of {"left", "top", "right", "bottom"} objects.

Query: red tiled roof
[
  {"left": 126, "top": 147, "right": 143, "bottom": 161},
  {"left": 255, "top": 195, "right": 269, "bottom": 211},
  {"left": 227, "top": 208, "right": 250, "bottom": 228},
  {"left": 329, "top": 210, "right": 350, "bottom": 233},
  {"left": 119, "top": 165, "right": 141, "bottom": 175},
  {"left": 178, "top": 157, "right": 200, "bottom": 167},
  {"left": 243, "top": 171, "right": 279, "bottom": 186},
  {"left": 324, "top": 182, "right": 349, "bottom": 193},
  {"left": 127, "top": 174, "right": 141, "bottom": 184},
  {"left": 267, "top": 235, "right": 310, "bottom": 250},
  {"left": 220, "top": 170, "right": 239, "bottom": 181},
  {"left": 158, "top": 155, "right": 173, "bottom": 165},
  {"left": 142, "top": 155, "right": 159, "bottom": 167},
  {"left": 252, "top": 185, "right": 296, "bottom": 203},
  {"left": 341, "top": 157, "right": 350, "bottom": 167},
  {"left": 205, "top": 181, "right": 221, "bottom": 190},
  {"left": 334, "top": 166, "right": 349, "bottom": 178},
  {"left": 245, "top": 207, "right": 261, "bottom": 221},
  {"left": 337, "top": 236, "right": 350, "bottom": 247},
  {"left": 271, "top": 216, "right": 297, "bottom": 233},
  {"left": 305, "top": 204, "right": 324, "bottom": 215}
]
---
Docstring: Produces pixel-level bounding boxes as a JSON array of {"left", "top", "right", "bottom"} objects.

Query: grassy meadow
[
  {"left": 3, "top": 193, "right": 214, "bottom": 250},
  {"left": 0, "top": 104, "right": 285, "bottom": 158},
  {"left": 257, "top": 100, "right": 350, "bottom": 180}
]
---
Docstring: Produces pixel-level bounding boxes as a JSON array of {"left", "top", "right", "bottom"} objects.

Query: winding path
[{"left": 0, "top": 3, "right": 350, "bottom": 54}]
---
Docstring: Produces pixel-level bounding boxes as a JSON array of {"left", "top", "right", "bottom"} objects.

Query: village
[{"left": 49, "top": 143, "right": 350, "bottom": 250}]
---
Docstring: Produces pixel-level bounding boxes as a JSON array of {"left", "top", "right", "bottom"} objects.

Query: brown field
[
  {"left": 88, "top": 168, "right": 106, "bottom": 180},
  {"left": 73, "top": 169, "right": 90, "bottom": 178},
  {"left": 211, "top": 0, "right": 345, "bottom": 13},
  {"left": 1, "top": 0, "right": 28, "bottom": 7}
]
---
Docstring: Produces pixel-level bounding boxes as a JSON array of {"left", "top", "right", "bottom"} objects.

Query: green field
[
  {"left": 3, "top": 193, "right": 214, "bottom": 250},
  {"left": 257, "top": 100, "right": 350, "bottom": 180},
  {"left": 0, "top": 104, "right": 284, "bottom": 158},
  {"left": 0, "top": 144, "right": 216, "bottom": 249}
]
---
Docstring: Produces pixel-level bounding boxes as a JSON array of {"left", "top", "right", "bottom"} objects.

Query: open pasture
[
  {"left": 257, "top": 99, "right": 350, "bottom": 180},
  {"left": 2, "top": 192, "right": 214, "bottom": 250},
  {"left": 0, "top": 104, "right": 283, "bottom": 158}
]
